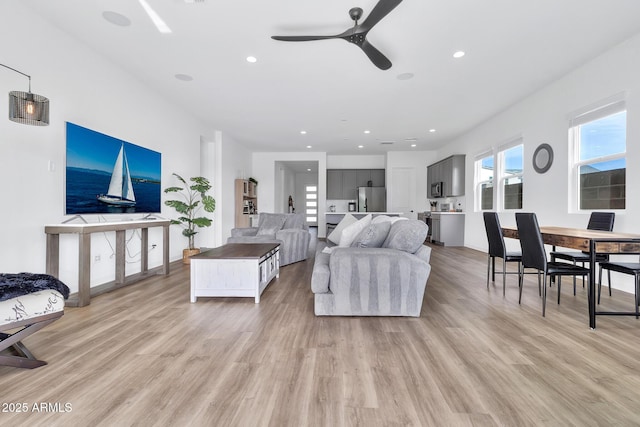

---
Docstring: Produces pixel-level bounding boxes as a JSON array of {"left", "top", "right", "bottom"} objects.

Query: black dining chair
[
  {"left": 483, "top": 212, "right": 522, "bottom": 296},
  {"left": 598, "top": 261, "right": 640, "bottom": 316},
  {"left": 549, "top": 212, "right": 615, "bottom": 295},
  {"left": 515, "top": 212, "right": 591, "bottom": 316}
]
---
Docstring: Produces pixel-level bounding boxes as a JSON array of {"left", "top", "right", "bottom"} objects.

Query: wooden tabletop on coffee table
[{"left": 192, "top": 243, "right": 280, "bottom": 260}]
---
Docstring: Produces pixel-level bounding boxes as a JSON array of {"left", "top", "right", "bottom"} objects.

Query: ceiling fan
[{"left": 271, "top": 0, "right": 403, "bottom": 70}]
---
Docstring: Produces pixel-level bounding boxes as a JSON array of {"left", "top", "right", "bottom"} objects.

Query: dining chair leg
[
  {"left": 598, "top": 266, "right": 603, "bottom": 305},
  {"left": 542, "top": 272, "right": 548, "bottom": 317},
  {"left": 557, "top": 276, "right": 562, "bottom": 305},
  {"left": 572, "top": 261, "right": 577, "bottom": 295},
  {"left": 635, "top": 274, "right": 639, "bottom": 319},
  {"left": 486, "top": 255, "right": 491, "bottom": 290},
  {"left": 518, "top": 268, "right": 524, "bottom": 304},
  {"left": 502, "top": 258, "right": 507, "bottom": 296},
  {"left": 537, "top": 271, "right": 541, "bottom": 296},
  {"left": 607, "top": 269, "right": 612, "bottom": 297}
]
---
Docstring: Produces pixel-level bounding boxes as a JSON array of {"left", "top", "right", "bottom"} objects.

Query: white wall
[
  {"left": 0, "top": 3, "right": 224, "bottom": 292},
  {"left": 327, "top": 154, "right": 385, "bottom": 169},
  {"left": 219, "top": 132, "right": 252, "bottom": 243},
  {"left": 443, "top": 32, "right": 640, "bottom": 292}
]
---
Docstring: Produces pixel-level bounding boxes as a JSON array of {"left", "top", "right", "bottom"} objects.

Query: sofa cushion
[
  {"left": 351, "top": 221, "right": 391, "bottom": 248},
  {"left": 339, "top": 214, "right": 371, "bottom": 247},
  {"left": 382, "top": 220, "right": 428, "bottom": 254},
  {"left": 256, "top": 213, "right": 287, "bottom": 236},
  {"left": 327, "top": 214, "right": 358, "bottom": 245}
]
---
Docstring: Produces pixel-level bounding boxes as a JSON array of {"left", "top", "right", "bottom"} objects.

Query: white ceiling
[{"left": 21, "top": 0, "right": 640, "bottom": 154}]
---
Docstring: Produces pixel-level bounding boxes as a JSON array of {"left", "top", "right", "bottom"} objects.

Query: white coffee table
[{"left": 190, "top": 243, "right": 280, "bottom": 303}]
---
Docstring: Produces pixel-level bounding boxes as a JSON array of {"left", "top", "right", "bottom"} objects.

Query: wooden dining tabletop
[{"left": 502, "top": 225, "right": 640, "bottom": 253}]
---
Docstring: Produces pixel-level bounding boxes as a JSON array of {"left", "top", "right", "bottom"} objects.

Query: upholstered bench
[{"left": 0, "top": 273, "right": 69, "bottom": 369}]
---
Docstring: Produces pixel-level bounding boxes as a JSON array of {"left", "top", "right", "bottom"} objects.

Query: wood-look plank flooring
[{"left": 2, "top": 239, "right": 640, "bottom": 426}]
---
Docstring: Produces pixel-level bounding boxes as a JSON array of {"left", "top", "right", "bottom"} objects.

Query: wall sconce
[{"left": 1, "top": 63, "right": 50, "bottom": 126}]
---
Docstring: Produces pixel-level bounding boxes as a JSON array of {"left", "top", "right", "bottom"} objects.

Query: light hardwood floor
[{"left": 2, "top": 240, "right": 640, "bottom": 426}]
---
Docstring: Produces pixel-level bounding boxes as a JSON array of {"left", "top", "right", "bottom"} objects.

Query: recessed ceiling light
[
  {"left": 358, "top": 145, "right": 364, "bottom": 149},
  {"left": 307, "top": 168, "right": 311, "bottom": 172},
  {"left": 411, "top": 144, "right": 417, "bottom": 147},
  {"left": 246, "top": 56, "right": 257, "bottom": 63},
  {"left": 429, "top": 129, "right": 436, "bottom": 133},
  {"left": 306, "top": 145, "right": 312, "bottom": 149},
  {"left": 364, "top": 130, "right": 371, "bottom": 134},
  {"left": 397, "top": 73, "right": 414, "bottom": 80},
  {"left": 453, "top": 51, "right": 465, "bottom": 58},
  {"left": 102, "top": 11, "right": 131, "bottom": 27},
  {"left": 300, "top": 130, "right": 307, "bottom": 135},
  {"left": 175, "top": 74, "right": 193, "bottom": 81}
]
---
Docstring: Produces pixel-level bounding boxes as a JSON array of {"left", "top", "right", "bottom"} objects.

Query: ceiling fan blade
[
  {"left": 359, "top": 39, "right": 392, "bottom": 70},
  {"left": 360, "top": 0, "right": 403, "bottom": 31},
  {"left": 271, "top": 35, "right": 339, "bottom": 42}
]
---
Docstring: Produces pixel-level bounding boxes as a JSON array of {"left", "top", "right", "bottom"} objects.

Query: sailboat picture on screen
[{"left": 65, "top": 122, "right": 162, "bottom": 215}]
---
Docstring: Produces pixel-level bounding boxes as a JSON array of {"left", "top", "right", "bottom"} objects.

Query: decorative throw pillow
[
  {"left": 256, "top": 213, "right": 287, "bottom": 236},
  {"left": 351, "top": 221, "right": 391, "bottom": 248},
  {"left": 327, "top": 214, "right": 358, "bottom": 245},
  {"left": 382, "top": 220, "right": 428, "bottom": 254},
  {"left": 371, "top": 215, "right": 392, "bottom": 224},
  {"left": 339, "top": 214, "right": 372, "bottom": 247}
]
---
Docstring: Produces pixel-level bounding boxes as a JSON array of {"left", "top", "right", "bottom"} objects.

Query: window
[
  {"left": 305, "top": 185, "right": 317, "bottom": 223},
  {"left": 570, "top": 101, "right": 626, "bottom": 210},
  {"left": 475, "top": 140, "right": 523, "bottom": 211},
  {"left": 475, "top": 154, "right": 494, "bottom": 210},
  {"left": 500, "top": 144, "right": 523, "bottom": 210}
]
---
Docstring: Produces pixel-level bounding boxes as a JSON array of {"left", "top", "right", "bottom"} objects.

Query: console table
[{"left": 45, "top": 219, "right": 171, "bottom": 307}]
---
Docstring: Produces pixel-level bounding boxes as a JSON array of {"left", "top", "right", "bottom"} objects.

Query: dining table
[{"left": 501, "top": 225, "right": 640, "bottom": 329}]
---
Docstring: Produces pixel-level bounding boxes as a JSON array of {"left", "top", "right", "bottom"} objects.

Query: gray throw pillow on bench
[
  {"left": 257, "top": 213, "right": 287, "bottom": 236},
  {"left": 351, "top": 221, "right": 391, "bottom": 248},
  {"left": 382, "top": 220, "right": 428, "bottom": 254}
]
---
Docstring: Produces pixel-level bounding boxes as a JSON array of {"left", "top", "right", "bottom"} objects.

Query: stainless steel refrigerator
[{"left": 358, "top": 187, "right": 386, "bottom": 212}]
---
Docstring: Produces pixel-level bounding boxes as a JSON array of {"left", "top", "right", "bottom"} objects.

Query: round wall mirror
[{"left": 533, "top": 143, "right": 554, "bottom": 173}]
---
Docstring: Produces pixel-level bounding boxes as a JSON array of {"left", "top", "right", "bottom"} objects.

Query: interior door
[{"left": 389, "top": 167, "right": 416, "bottom": 219}]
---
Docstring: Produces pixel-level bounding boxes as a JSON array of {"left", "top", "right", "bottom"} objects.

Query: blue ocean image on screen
[{"left": 65, "top": 122, "right": 162, "bottom": 215}]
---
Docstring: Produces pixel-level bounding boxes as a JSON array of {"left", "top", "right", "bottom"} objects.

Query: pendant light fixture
[{"left": 1, "top": 63, "right": 50, "bottom": 126}]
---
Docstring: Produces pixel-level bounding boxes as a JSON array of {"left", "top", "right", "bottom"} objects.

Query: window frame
[
  {"left": 474, "top": 137, "right": 524, "bottom": 212},
  {"left": 568, "top": 97, "right": 626, "bottom": 213},
  {"left": 475, "top": 151, "right": 494, "bottom": 211}
]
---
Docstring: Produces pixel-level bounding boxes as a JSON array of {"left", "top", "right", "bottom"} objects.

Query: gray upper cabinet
[
  {"left": 356, "top": 169, "right": 371, "bottom": 187},
  {"left": 327, "top": 170, "right": 343, "bottom": 199},
  {"left": 370, "top": 169, "right": 385, "bottom": 187},
  {"left": 342, "top": 170, "right": 357, "bottom": 199},
  {"left": 427, "top": 155, "right": 465, "bottom": 197},
  {"left": 327, "top": 169, "right": 386, "bottom": 200}
]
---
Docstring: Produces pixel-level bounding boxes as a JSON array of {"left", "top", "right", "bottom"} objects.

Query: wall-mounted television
[{"left": 65, "top": 122, "right": 162, "bottom": 215}]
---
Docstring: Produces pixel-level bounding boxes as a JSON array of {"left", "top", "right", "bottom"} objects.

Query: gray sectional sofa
[
  {"left": 311, "top": 218, "right": 431, "bottom": 317},
  {"left": 227, "top": 213, "right": 311, "bottom": 266}
]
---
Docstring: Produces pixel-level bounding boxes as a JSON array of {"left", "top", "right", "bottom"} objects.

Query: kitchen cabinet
[
  {"left": 430, "top": 213, "right": 464, "bottom": 246},
  {"left": 370, "top": 169, "right": 385, "bottom": 186},
  {"left": 427, "top": 155, "right": 465, "bottom": 197},
  {"left": 327, "top": 170, "right": 342, "bottom": 199},
  {"left": 326, "top": 169, "right": 385, "bottom": 200},
  {"left": 342, "top": 169, "right": 357, "bottom": 199}
]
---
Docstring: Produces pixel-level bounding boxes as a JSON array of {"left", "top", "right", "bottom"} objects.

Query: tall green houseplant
[{"left": 164, "top": 173, "right": 216, "bottom": 251}]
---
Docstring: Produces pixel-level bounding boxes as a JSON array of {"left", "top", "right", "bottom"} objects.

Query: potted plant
[{"left": 164, "top": 173, "right": 216, "bottom": 264}]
